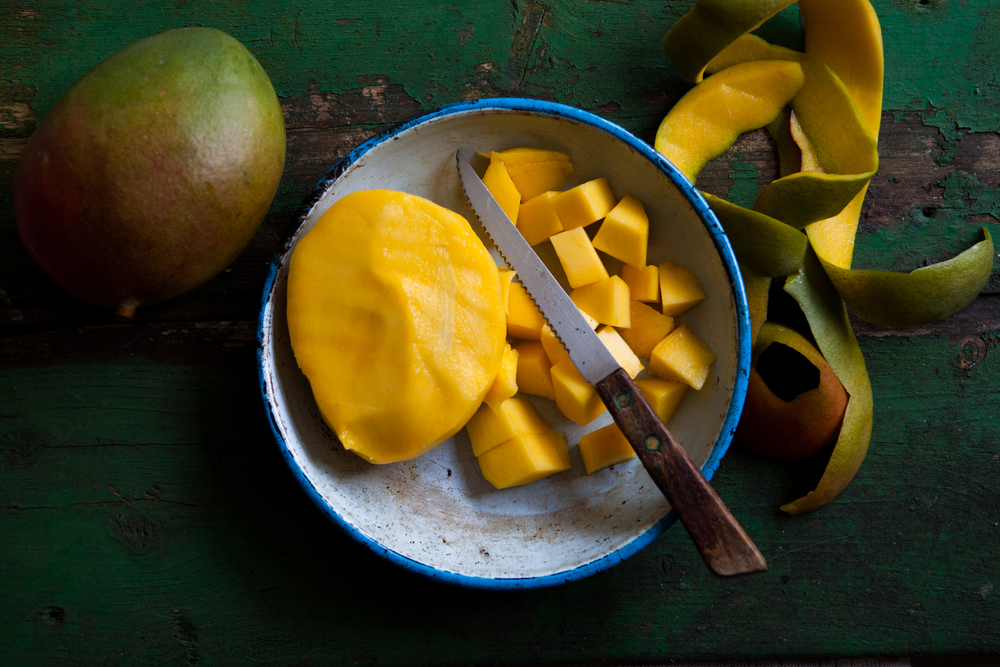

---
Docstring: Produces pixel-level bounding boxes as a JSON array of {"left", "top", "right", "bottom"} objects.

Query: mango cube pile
[
  {"left": 466, "top": 397, "right": 571, "bottom": 489},
  {"left": 467, "top": 147, "right": 717, "bottom": 486}
]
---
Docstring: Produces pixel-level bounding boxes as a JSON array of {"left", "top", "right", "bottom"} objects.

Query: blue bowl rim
[{"left": 257, "top": 97, "right": 752, "bottom": 590}]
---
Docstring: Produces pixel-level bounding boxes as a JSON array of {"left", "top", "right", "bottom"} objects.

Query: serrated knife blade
[
  {"left": 456, "top": 150, "right": 618, "bottom": 385},
  {"left": 456, "top": 149, "right": 766, "bottom": 577}
]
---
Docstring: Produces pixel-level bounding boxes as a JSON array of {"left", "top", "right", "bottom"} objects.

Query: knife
[{"left": 456, "top": 149, "right": 766, "bottom": 577}]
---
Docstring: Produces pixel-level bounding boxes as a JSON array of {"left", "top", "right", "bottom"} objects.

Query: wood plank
[
  {"left": 2, "top": 1, "right": 999, "bottom": 663},
  {"left": 2, "top": 330, "right": 998, "bottom": 662}
]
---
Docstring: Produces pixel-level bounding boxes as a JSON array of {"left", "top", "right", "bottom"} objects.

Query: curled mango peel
[
  {"left": 658, "top": 0, "right": 994, "bottom": 514},
  {"left": 658, "top": 36, "right": 878, "bottom": 231},
  {"left": 663, "top": 0, "right": 798, "bottom": 83}
]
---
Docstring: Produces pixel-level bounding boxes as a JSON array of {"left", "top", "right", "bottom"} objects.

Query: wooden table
[{"left": 2, "top": 1, "right": 998, "bottom": 664}]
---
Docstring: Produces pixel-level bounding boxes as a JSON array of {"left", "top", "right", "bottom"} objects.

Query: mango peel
[{"left": 657, "top": 0, "right": 993, "bottom": 513}]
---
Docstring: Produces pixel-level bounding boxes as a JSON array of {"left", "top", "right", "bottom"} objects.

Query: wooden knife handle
[{"left": 595, "top": 368, "right": 767, "bottom": 577}]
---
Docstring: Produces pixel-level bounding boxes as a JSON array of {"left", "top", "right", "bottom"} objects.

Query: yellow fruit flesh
[
  {"left": 549, "top": 227, "right": 609, "bottom": 288},
  {"left": 550, "top": 357, "right": 607, "bottom": 426},
  {"left": 635, "top": 377, "right": 689, "bottom": 426},
  {"left": 570, "top": 275, "right": 631, "bottom": 327},
  {"left": 659, "top": 261, "right": 706, "bottom": 317},
  {"left": 517, "top": 191, "right": 564, "bottom": 246},
  {"left": 618, "top": 301, "right": 675, "bottom": 359},
  {"left": 511, "top": 340, "right": 556, "bottom": 400},
  {"left": 484, "top": 147, "right": 574, "bottom": 202},
  {"left": 473, "top": 147, "right": 711, "bottom": 480},
  {"left": 552, "top": 177, "right": 617, "bottom": 230},
  {"left": 477, "top": 430, "right": 571, "bottom": 489},
  {"left": 466, "top": 396, "right": 551, "bottom": 457},
  {"left": 649, "top": 323, "right": 716, "bottom": 391},
  {"left": 506, "top": 281, "right": 546, "bottom": 340},
  {"left": 483, "top": 342, "right": 519, "bottom": 412},
  {"left": 620, "top": 264, "right": 660, "bottom": 302},
  {"left": 287, "top": 190, "right": 505, "bottom": 464},
  {"left": 595, "top": 326, "right": 643, "bottom": 379},
  {"left": 578, "top": 423, "right": 636, "bottom": 475},
  {"left": 591, "top": 194, "right": 649, "bottom": 269},
  {"left": 482, "top": 152, "right": 520, "bottom": 225},
  {"left": 540, "top": 324, "right": 569, "bottom": 366}
]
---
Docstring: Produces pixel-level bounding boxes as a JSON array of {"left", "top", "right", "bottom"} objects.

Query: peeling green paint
[
  {"left": 883, "top": 2, "right": 1000, "bottom": 134},
  {"left": 853, "top": 170, "right": 999, "bottom": 275},
  {"left": 725, "top": 154, "right": 764, "bottom": 209}
]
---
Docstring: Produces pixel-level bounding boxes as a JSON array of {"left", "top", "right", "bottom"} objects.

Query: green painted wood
[{"left": 1, "top": 1, "right": 999, "bottom": 664}]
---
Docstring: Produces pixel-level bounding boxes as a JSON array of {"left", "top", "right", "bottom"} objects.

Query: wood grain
[{"left": 1, "top": 1, "right": 999, "bottom": 664}]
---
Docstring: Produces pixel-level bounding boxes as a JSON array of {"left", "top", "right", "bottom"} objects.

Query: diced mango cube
[
  {"left": 539, "top": 308, "right": 598, "bottom": 366},
  {"left": 549, "top": 227, "right": 609, "bottom": 288},
  {"left": 570, "top": 275, "right": 630, "bottom": 327},
  {"left": 635, "top": 376, "right": 689, "bottom": 425},
  {"left": 466, "top": 396, "right": 551, "bottom": 457},
  {"left": 620, "top": 263, "right": 660, "bottom": 303},
  {"left": 540, "top": 324, "right": 569, "bottom": 366},
  {"left": 511, "top": 340, "right": 555, "bottom": 400},
  {"left": 649, "top": 323, "right": 715, "bottom": 390},
  {"left": 595, "top": 325, "right": 643, "bottom": 378},
  {"left": 482, "top": 152, "right": 520, "bottom": 225},
  {"left": 484, "top": 148, "right": 574, "bottom": 201},
  {"left": 551, "top": 357, "right": 606, "bottom": 426},
  {"left": 517, "top": 191, "right": 564, "bottom": 246},
  {"left": 578, "top": 423, "right": 637, "bottom": 475},
  {"left": 506, "top": 281, "right": 546, "bottom": 340},
  {"left": 618, "top": 301, "right": 675, "bottom": 358},
  {"left": 483, "top": 342, "right": 519, "bottom": 411},
  {"left": 552, "top": 177, "right": 617, "bottom": 230},
  {"left": 477, "top": 430, "right": 572, "bottom": 489},
  {"left": 497, "top": 266, "right": 516, "bottom": 312},
  {"left": 659, "top": 260, "right": 706, "bottom": 317},
  {"left": 591, "top": 195, "right": 649, "bottom": 269}
]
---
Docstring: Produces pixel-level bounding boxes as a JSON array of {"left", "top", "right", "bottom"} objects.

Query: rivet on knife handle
[{"left": 595, "top": 368, "right": 767, "bottom": 576}]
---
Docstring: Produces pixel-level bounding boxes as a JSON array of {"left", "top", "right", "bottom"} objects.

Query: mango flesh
[
  {"left": 13, "top": 27, "right": 286, "bottom": 317},
  {"left": 482, "top": 342, "right": 519, "bottom": 411},
  {"left": 620, "top": 264, "right": 660, "bottom": 302},
  {"left": 510, "top": 340, "right": 556, "bottom": 400},
  {"left": 482, "top": 152, "right": 521, "bottom": 225},
  {"left": 478, "top": 146, "right": 715, "bottom": 475},
  {"left": 659, "top": 260, "right": 706, "bottom": 317},
  {"left": 578, "top": 423, "right": 636, "bottom": 475},
  {"left": 466, "top": 397, "right": 551, "bottom": 457},
  {"left": 570, "top": 275, "right": 631, "bottom": 327},
  {"left": 591, "top": 194, "right": 649, "bottom": 269},
  {"left": 286, "top": 190, "right": 506, "bottom": 464},
  {"left": 477, "top": 431, "right": 572, "bottom": 489},
  {"left": 649, "top": 323, "right": 716, "bottom": 390},
  {"left": 481, "top": 147, "right": 574, "bottom": 201},
  {"left": 549, "top": 227, "right": 609, "bottom": 288}
]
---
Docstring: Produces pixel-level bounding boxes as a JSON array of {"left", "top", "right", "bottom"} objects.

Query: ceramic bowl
[{"left": 258, "top": 98, "right": 750, "bottom": 589}]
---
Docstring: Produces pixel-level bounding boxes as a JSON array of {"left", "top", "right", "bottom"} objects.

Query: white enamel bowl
[{"left": 258, "top": 98, "right": 750, "bottom": 589}]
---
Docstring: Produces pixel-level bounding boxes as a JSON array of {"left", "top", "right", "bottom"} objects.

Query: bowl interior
[{"left": 259, "top": 101, "right": 747, "bottom": 588}]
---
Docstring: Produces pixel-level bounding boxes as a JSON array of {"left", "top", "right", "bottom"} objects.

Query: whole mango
[{"left": 13, "top": 27, "right": 286, "bottom": 318}]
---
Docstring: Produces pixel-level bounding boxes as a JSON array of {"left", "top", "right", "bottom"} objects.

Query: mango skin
[
  {"left": 735, "top": 325, "right": 848, "bottom": 460},
  {"left": 13, "top": 27, "right": 286, "bottom": 317}
]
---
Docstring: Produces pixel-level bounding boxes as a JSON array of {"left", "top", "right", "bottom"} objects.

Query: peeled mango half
[
  {"left": 286, "top": 190, "right": 506, "bottom": 464},
  {"left": 14, "top": 27, "right": 286, "bottom": 318},
  {"left": 658, "top": 0, "right": 993, "bottom": 513}
]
